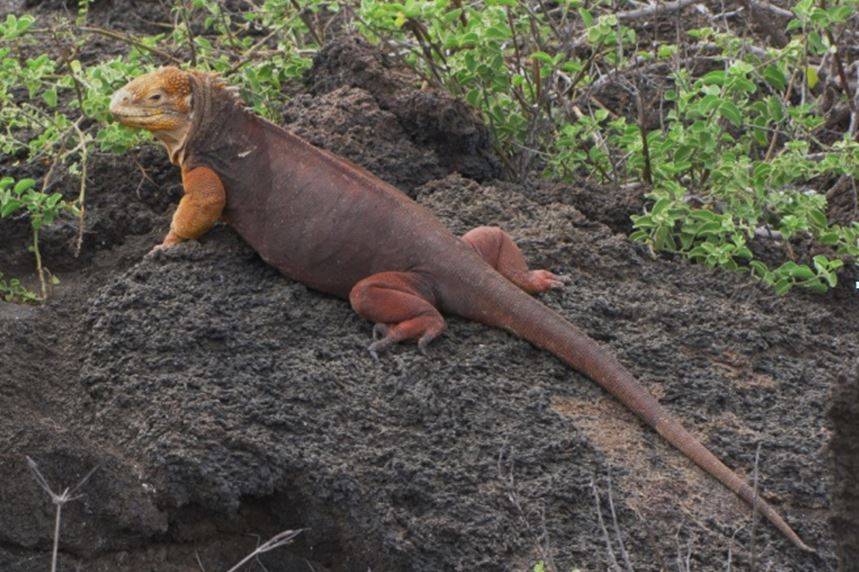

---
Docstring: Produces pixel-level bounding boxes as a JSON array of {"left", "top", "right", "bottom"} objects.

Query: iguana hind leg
[
  {"left": 462, "top": 226, "right": 567, "bottom": 294},
  {"left": 349, "top": 271, "right": 446, "bottom": 359}
]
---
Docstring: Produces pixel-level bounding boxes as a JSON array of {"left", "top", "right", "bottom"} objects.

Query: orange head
[{"left": 109, "top": 66, "right": 193, "bottom": 132}]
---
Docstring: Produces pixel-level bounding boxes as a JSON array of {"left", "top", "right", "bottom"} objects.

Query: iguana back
[{"left": 182, "top": 86, "right": 481, "bottom": 299}]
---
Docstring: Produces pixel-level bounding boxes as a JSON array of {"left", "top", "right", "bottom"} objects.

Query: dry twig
[
  {"left": 225, "top": 529, "right": 304, "bottom": 572},
  {"left": 605, "top": 474, "right": 634, "bottom": 572},
  {"left": 76, "top": 26, "right": 183, "bottom": 64},
  {"left": 590, "top": 477, "right": 623, "bottom": 572},
  {"left": 26, "top": 456, "right": 99, "bottom": 572},
  {"left": 72, "top": 120, "right": 88, "bottom": 258},
  {"left": 616, "top": 0, "right": 699, "bottom": 21},
  {"left": 749, "top": 442, "right": 762, "bottom": 570}
]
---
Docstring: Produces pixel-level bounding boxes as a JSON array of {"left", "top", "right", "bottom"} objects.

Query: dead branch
[
  {"left": 178, "top": 1, "right": 197, "bottom": 67},
  {"left": 749, "top": 442, "right": 762, "bottom": 570},
  {"left": 225, "top": 529, "right": 303, "bottom": 572},
  {"left": 77, "top": 26, "right": 182, "bottom": 64},
  {"left": 26, "top": 456, "right": 99, "bottom": 572},
  {"left": 749, "top": 0, "right": 794, "bottom": 19},
  {"left": 72, "top": 120, "right": 88, "bottom": 258},
  {"left": 590, "top": 478, "right": 623, "bottom": 572},
  {"left": 616, "top": 0, "right": 699, "bottom": 22},
  {"left": 227, "top": 16, "right": 296, "bottom": 75},
  {"left": 605, "top": 474, "right": 634, "bottom": 572},
  {"left": 634, "top": 84, "right": 653, "bottom": 186}
]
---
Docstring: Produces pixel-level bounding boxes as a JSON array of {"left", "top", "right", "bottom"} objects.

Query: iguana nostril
[{"left": 109, "top": 88, "right": 131, "bottom": 114}]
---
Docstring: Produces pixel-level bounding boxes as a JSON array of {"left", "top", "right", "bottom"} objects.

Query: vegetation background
[{"left": 0, "top": 0, "right": 857, "bottom": 302}]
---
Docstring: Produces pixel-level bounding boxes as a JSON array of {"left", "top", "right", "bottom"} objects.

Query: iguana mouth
[{"left": 112, "top": 111, "right": 161, "bottom": 118}]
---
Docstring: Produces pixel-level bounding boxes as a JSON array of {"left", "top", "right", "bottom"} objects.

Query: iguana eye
[{"left": 149, "top": 93, "right": 162, "bottom": 102}]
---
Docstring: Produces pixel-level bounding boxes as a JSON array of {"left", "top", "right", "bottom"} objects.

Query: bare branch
[
  {"left": 225, "top": 529, "right": 304, "bottom": 572},
  {"left": 605, "top": 474, "right": 634, "bottom": 572},
  {"left": 749, "top": 442, "right": 762, "bottom": 570},
  {"left": 77, "top": 26, "right": 182, "bottom": 65},
  {"left": 616, "top": 0, "right": 699, "bottom": 22},
  {"left": 590, "top": 477, "right": 623, "bottom": 572},
  {"left": 749, "top": 0, "right": 794, "bottom": 19},
  {"left": 26, "top": 456, "right": 99, "bottom": 572}
]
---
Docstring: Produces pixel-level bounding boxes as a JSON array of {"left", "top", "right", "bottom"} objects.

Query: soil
[
  {"left": 830, "top": 359, "right": 859, "bottom": 568},
  {"left": 2, "top": 2, "right": 858, "bottom": 571}
]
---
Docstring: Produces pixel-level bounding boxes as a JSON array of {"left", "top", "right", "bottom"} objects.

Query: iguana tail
[{"left": 468, "top": 278, "right": 813, "bottom": 552}]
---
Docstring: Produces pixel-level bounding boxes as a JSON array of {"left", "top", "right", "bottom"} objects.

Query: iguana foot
[
  {"left": 350, "top": 271, "right": 446, "bottom": 359},
  {"left": 462, "top": 226, "right": 568, "bottom": 294},
  {"left": 366, "top": 317, "right": 443, "bottom": 359},
  {"left": 146, "top": 243, "right": 173, "bottom": 257},
  {"left": 372, "top": 323, "right": 389, "bottom": 341},
  {"left": 525, "top": 270, "right": 570, "bottom": 293},
  {"left": 146, "top": 231, "right": 185, "bottom": 257}
]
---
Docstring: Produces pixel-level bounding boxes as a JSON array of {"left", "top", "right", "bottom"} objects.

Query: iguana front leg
[{"left": 154, "top": 165, "right": 226, "bottom": 251}]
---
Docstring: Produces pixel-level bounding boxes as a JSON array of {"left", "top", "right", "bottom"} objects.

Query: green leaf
[
  {"left": 819, "top": 231, "right": 839, "bottom": 245},
  {"left": 657, "top": 44, "right": 677, "bottom": 59},
  {"left": 790, "top": 265, "right": 816, "bottom": 280},
  {"left": 735, "top": 246, "right": 753, "bottom": 259},
  {"left": 1, "top": 199, "right": 21, "bottom": 217},
  {"left": 13, "top": 179, "right": 36, "bottom": 195},
  {"left": 774, "top": 278, "right": 792, "bottom": 295},
  {"left": 46, "top": 193, "right": 64, "bottom": 208},
  {"left": 652, "top": 197, "right": 673, "bottom": 215},
  {"left": 578, "top": 8, "right": 593, "bottom": 26},
  {"left": 531, "top": 51, "right": 554, "bottom": 64},
  {"left": 701, "top": 70, "right": 726, "bottom": 85},
  {"left": 719, "top": 101, "right": 742, "bottom": 127},
  {"left": 749, "top": 260, "right": 769, "bottom": 277},
  {"left": 734, "top": 78, "right": 756, "bottom": 93},
  {"left": 763, "top": 65, "right": 786, "bottom": 91},
  {"left": 813, "top": 255, "right": 831, "bottom": 271},
  {"left": 806, "top": 66, "right": 819, "bottom": 89},
  {"left": 767, "top": 96, "right": 784, "bottom": 122},
  {"left": 808, "top": 209, "right": 828, "bottom": 228},
  {"left": 485, "top": 25, "right": 509, "bottom": 41},
  {"left": 802, "top": 277, "right": 829, "bottom": 292},
  {"left": 42, "top": 88, "right": 58, "bottom": 108}
]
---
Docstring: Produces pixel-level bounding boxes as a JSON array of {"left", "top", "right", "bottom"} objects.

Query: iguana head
[
  {"left": 110, "top": 66, "right": 194, "bottom": 161},
  {"left": 110, "top": 66, "right": 193, "bottom": 131}
]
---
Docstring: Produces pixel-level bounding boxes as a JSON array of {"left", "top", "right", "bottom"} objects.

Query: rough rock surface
[
  {"left": 830, "top": 359, "right": 859, "bottom": 567},
  {"left": 1, "top": 27, "right": 857, "bottom": 572},
  {"left": 283, "top": 87, "right": 448, "bottom": 193},
  {"left": 302, "top": 35, "right": 502, "bottom": 187}
]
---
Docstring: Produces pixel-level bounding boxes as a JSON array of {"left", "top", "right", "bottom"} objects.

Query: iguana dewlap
[{"left": 109, "top": 67, "right": 811, "bottom": 552}]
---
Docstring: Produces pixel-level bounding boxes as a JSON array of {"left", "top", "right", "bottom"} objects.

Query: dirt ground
[{"left": 2, "top": 2, "right": 858, "bottom": 571}]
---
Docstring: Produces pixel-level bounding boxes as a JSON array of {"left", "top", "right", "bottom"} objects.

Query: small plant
[
  {"left": 26, "top": 456, "right": 99, "bottom": 572},
  {"left": 0, "top": 272, "right": 39, "bottom": 303},
  {"left": 0, "top": 177, "right": 74, "bottom": 300}
]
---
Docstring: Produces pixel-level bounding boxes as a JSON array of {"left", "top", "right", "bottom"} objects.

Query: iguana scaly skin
[{"left": 109, "top": 67, "right": 811, "bottom": 552}]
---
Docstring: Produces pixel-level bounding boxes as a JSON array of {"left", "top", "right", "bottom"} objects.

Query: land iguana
[{"left": 109, "top": 67, "right": 811, "bottom": 552}]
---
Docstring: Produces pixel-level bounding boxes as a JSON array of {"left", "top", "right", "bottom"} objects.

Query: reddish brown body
[{"left": 110, "top": 69, "right": 811, "bottom": 552}]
